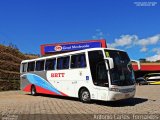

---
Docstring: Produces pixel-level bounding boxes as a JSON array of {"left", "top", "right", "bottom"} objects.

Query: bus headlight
[{"left": 109, "top": 88, "right": 120, "bottom": 92}]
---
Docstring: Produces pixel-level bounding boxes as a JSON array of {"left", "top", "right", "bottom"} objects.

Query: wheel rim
[{"left": 82, "top": 91, "right": 90, "bottom": 101}]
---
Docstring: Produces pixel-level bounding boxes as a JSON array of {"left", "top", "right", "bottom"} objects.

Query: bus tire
[
  {"left": 31, "top": 85, "right": 37, "bottom": 96},
  {"left": 80, "top": 89, "right": 91, "bottom": 103}
]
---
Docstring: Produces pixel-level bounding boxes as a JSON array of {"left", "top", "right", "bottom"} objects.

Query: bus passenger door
[
  {"left": 95, "top": 61, "right": 109, "bottom": 101},
  {"left": 88, "top": 50, "right": 109, "bottom": 101}
]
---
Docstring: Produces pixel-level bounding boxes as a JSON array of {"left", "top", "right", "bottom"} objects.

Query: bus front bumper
[{"left": 108, "top": 89, "right": 136, "bottom": 101}]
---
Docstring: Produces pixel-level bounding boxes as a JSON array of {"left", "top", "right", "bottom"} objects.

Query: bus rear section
[
  {"left": 20, "top": 48, "right": 136, "bottom": 102},
  {"left": 20, "top": 52, "right": 91, "bottom": 98}
]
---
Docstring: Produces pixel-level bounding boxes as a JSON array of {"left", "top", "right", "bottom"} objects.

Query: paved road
[{"left": 0, "top": 85, "right": 160, "bottom": 120}]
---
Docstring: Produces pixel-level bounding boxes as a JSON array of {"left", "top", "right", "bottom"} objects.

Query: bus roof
[{"left": 21, "top": 48, "right": 125, "bottom": 63}]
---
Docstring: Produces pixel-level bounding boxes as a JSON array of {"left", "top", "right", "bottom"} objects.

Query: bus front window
[{"left": 105, "top": 50, "right": 135, "bottom": 86}]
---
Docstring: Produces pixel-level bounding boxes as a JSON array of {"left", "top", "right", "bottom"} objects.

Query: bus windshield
[{"left": 105, "top": 50, "right": 135, "bottom": 86}]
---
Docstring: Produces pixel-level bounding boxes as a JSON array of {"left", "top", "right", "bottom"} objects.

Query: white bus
[{"left": 20, "top": 48, "right": 136, "bottom": 102}]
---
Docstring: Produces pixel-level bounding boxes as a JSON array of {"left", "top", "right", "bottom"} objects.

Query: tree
[{"left": 8, "top": 43, "right": 19, "bottom": 51}]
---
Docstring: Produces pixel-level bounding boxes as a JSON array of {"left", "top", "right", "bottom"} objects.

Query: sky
[{"left": 0, "top": 0, "right": 160, "bottom": 61}]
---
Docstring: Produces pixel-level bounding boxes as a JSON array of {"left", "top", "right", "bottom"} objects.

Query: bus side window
[
  {"left": 71, "top": 54, "right": 86, "bottom": 68},
  {"left": 64, "top": 57, "right": 69, "bottom": 69},
  {"left": 80, "top": 54, "right": 86, "bottom": 68},
  {"left": 57, "top": 58, "right": 63, "bottom": 69},
  {"left": 71, "top": 55, "right": 77, "bottom": 68},
  {"left": 22, "top": 63, "right": 27, "bottom": 72},
  {"left": 57, "top": 56, "right": 70, "bottom": 70},
  {"left": 27, "top": 61, "right": 35, "bottom": 72},
  {"left": 45, "top": 59, "right": 56, "bottom": 70},
  {"left": 36, "top": 60, "right": 44, "bottom": 71}
]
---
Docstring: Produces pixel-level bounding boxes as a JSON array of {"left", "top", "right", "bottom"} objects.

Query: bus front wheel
[
  {"left": 31, "top": 85, "right": 37, "bottom": 96},
  {"left": 80, "top": 89, "right": 91, "bottom": 103}
]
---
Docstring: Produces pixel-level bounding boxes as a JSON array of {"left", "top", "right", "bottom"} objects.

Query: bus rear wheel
[
  {"left": 80, "top": 89, "right": 91, "bottom": 103},
  {"left": 31, "top": 85, "right": 37, "bottom": 96}
]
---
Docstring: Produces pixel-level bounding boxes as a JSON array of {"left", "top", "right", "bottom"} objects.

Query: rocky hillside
[{"left": 0, "top": 44, "right": 38, "bottom": 90}]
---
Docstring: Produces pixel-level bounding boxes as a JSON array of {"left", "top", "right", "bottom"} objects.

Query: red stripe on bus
[
  {"left": 35, "top": 85, "right": 59, "bottom": 95},
  {"left": 23, "top": 84, "right": 32, "bottom": 92},
  {"left": 23, "top": 84, "right": 68, "bottom": 96}
]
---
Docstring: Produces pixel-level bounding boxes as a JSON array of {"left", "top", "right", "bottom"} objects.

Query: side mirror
[{"left": 106, "top": 58, "right": 114, "bottom": 69}]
